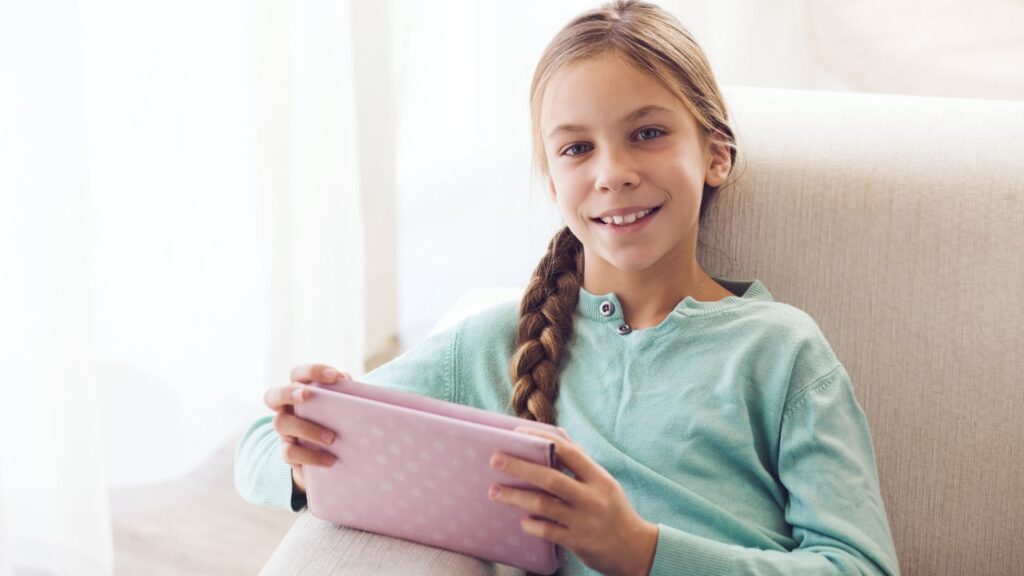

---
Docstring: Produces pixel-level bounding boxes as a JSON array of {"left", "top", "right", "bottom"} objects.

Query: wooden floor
[{"left": 109, "top": 433, "right": 296, "bottom": 575}]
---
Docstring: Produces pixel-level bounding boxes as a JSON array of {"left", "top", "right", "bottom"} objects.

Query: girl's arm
[
  {"left": 648, "top": 364, "right": 900, "bottom": 576},
  {"left": 233, "top": 323, "right": 462, "bottom": 511}
]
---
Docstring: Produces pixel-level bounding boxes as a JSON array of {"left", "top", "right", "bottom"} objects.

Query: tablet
[{"left": 292, "top": 378, "right": 568, "bottom": 575}]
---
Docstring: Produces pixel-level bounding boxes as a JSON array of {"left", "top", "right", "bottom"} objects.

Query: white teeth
[{"left": 600, "top": 208, "right": 654, "bottom": 226}]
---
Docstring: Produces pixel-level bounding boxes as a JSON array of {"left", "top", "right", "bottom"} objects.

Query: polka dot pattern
[{"left": 293, "top": 383, "right": 567, "bottom": 574}]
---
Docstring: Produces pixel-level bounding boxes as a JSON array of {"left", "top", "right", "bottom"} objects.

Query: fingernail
[
  {"left": 321, "top": 432, "right": 335, "bottom": 445},
  {"left": 490, "top": 454, "right": 506, "bottom": 470},
  {"left": 323, "top": 368, "right": 337, "bottom": 381},
  {"left": 489, "top": 485, "right": 501, "bottom": 499},
  {"left": 292, "top": 388, "right": 304, "bottom": 402},
  {"left": 322, "top": 454, "right": 337, "bottom": 466}
]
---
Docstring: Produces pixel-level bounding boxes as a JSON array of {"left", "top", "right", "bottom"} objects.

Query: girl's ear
[{"left": 704, "top": 133, "right": 731, "bottom": 188}]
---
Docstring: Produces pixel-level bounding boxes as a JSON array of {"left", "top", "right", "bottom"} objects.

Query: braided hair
[{"left": 508, "top": 226, "right": 583, "bottom": 425}]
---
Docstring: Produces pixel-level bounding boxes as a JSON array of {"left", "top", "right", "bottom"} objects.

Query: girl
[{"left": 236, "top": 1, "right": 900, "bottom": 575}]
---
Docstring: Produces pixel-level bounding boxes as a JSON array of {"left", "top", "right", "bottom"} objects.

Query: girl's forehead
[{"left": 540, "top": 53, "right": 685, "bottom": 131}]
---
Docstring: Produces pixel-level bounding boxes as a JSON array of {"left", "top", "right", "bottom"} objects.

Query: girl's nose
[{"left": 594, "top": 151, "right": 639, "bottom": 192}]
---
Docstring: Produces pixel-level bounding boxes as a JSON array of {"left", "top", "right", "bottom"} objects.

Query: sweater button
[
  {"left": 599, "top": 300, "right": 615, "bottom": 316},
  {"left": 616, "top": 323, "right": 632, "bottom": 335}
]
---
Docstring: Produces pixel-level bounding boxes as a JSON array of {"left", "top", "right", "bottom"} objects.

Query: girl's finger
[
  {"left": 280, "top": 439, "right": 337, "bottom": 468},
  {"left": 263, "top": 384, "right": 314, "bottom": 411},
  {"left": 289, "top": 364, "right": 347, "bottom": 384},
  {"left": 273, "top": 411, "right": 337, "bottom": 447}
]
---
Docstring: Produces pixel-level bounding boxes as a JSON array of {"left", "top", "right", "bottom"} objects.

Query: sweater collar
[{"left": 576, "top": 277, "right": 773, "bottom": 323}]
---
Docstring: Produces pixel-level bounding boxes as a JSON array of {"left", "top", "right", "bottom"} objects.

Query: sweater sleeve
[
  {"left": 648, "top": 364, "right": 900, "bottom": 576},
  {"left": 233, "top": 323, "right": 462, "bottom": 512}
]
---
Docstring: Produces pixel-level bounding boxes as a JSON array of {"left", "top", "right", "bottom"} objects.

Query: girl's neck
[{"left": 582, "top": 258, "right": 723, "bottom": 330}]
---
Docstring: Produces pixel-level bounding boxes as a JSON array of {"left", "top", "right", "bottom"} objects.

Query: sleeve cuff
[
  {"left": 649, "top": 524, "right": 736, "bottom": 576},
  {"left": 263, "top": 447, "right": 303, "bottom": 511}
]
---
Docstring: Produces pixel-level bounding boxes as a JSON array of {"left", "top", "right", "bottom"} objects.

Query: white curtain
[{"left": 1, "top": 0, "right": 372, "bottom": 573}]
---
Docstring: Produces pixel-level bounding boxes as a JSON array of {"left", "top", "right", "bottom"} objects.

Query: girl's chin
[{"left": 593, "top": 250, "right": 661, "bottom": 273}]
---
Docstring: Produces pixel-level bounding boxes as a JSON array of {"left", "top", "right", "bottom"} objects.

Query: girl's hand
[
  {"left": 265, "top": 363, "right": 350, "bottom": 493},
  {"left": 488, "top": 427, "right": 660, "bottom": 576}
]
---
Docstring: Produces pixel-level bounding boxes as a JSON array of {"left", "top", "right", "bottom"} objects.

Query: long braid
[
  {"left": 508, "top": 226, "right": 582, "bottom": 576},
  {"left": 509, "top": 226, "right": 583, "bottom": 425}
]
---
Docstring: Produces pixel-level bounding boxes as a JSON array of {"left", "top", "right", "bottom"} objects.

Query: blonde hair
[{"left": 510, "top": 0, "right": 738, "bottom": 424}]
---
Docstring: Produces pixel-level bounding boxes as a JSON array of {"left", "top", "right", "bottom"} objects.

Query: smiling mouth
[{"left": 591, "top": 205, "right": 663, "bottom": 226}]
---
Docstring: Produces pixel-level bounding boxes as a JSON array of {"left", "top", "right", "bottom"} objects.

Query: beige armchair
[{"left": 261, "top": 86, "right": 1024, "bottom": 576}]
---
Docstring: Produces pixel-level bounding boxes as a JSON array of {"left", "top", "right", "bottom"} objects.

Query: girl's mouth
[{"left": 592, "top": 205, "right": 662, "bottom": 232}]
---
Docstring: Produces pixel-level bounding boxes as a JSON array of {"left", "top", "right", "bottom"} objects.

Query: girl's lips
[{"left": 593, "top": 206, "right": 661, "bottom": 234}]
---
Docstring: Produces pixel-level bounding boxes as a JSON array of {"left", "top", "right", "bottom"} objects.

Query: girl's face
[{"left": 541, "top": 51, "right": 730, "bottom": 278}]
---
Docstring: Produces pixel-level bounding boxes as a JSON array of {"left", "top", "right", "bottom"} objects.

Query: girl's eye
[
  {"left": 562, "top": 143, "right": 592, "bottom": 157},
  {"left": 635, "top": 127, "right": 665, "bottom": 141}
]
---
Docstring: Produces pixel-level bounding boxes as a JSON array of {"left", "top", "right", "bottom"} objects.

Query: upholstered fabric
[
  {"left": 261, "top": 87, "right": 1024, "bottom": 575},
  {"left": 260, "top": 513, "right": 525, "bottom": 576}
]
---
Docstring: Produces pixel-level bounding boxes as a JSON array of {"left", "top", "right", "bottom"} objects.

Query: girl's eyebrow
[{"left": 546, "top": 104, "right": 673, "bottom": 138}]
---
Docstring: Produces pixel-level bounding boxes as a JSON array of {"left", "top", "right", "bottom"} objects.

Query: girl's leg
[{"left": 261, "top": 512, "right": 527, "bottom": 576}]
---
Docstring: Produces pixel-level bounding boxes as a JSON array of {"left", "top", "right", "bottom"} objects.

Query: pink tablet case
[{"left": 293, "top": 378, "right": 568, "bottom": 575}]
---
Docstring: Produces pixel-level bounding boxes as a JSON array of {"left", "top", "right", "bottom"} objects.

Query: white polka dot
[
  {"left": 437, "top": 468, "right": 450, "bottom": 479},
  {"left": 358, "top": 438, "right": 370, "bottom": 446},
  {"left": 392, "top": 471, "right": 406, "bottom": 482},
  {"left": 375, "top": 455, "right": 389, "bottom": 465},
  {"left": 404, "top": 461, "right": 419, "bottom": 472},
  {"left": 433, "top": 440, "right": 446, "bottom": 451},
  {"left": 463, "top": 447, "right": 478, "bottom": 459},
  {"left": 397, "top": 499, "right": 410, "bottom": 509},
  {"left": 427, "top": 504, "right": 439, "bottom": 515},
  {"left": 415, "top": 515, "right": 427, "bottom": 525},
  {"left": 381, "top": 482, "right": 392, "bottom": 492},
  {"left": 423, "top": 479, "right": 436, "bottom": 489},
  {"left": 388, "top": 444, "right": 401, "bottom": 455},
  {"left": 371, "top": 426, "right": 384, "bottom": 437},
  {"left": 441, "top": 495, "right": 454, "bottom": 506},
  {"left": 410, "top": 488, "right": 423, "bottom": 498},
  {"left": 402, "top": 433, "right": 415, "bottom": 445},
  {"left": 528, "top": 553, "right": 538, "bottom": 562},
  {"left": 507, "top": 535, "right": 520, "bottom": 546},
  {"left": 420, "top": 451, "right": 433, "bottom": 462},
  {"left": 494, "top": 545, "right": 507, "bottom": 555},
  {"left": 386, "top": 509, "right": 398, "bottom": 518}
]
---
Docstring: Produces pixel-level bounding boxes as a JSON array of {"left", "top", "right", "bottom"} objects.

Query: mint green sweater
[{"left": 235, "top": 278, "right": 900, "bottom": 575}]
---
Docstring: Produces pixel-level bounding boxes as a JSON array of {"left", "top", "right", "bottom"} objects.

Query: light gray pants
[{"left": 261, "top": 512, "right": 528, "bottom": 576}]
